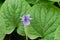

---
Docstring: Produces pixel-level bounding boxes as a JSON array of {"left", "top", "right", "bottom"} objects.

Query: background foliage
[{"left": 0, "top": 0, "right": 60, "bottom": 40}]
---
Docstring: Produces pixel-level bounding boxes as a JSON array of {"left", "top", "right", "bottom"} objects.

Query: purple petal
[
  {"left": 21, "top": 14, "right": 32, "bottom": 26},
  {"left": 23, "top": 20, "right": 30, "bottom": 26}
]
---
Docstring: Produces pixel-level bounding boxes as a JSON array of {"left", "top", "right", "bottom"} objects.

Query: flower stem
[
  {"left": 24, "top": 26, "right": 28, "bottom": 40},
  {"left": 25, "top": 33, "right": 28, "bottom": 40}
]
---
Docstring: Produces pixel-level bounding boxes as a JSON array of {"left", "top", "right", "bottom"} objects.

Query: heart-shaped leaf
[
  {"left": 24, "top": 3, "right": 60, "bottom": 39},
  {"left": 0, "top": 0, "right": 30, "bottom": 35}
]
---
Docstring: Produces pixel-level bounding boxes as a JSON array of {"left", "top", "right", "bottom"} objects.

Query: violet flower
[{"left": 21, "top": 14, "right": 32, "bottom": 26}]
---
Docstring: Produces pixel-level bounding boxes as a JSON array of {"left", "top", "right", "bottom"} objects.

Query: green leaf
[
  {"left": 25, "top": 0, "right": 49, "bottom": 4},
  {"left": 17, "top": 22, "right": 25, "bottom": 36},
  {"left": 0, "top": 0, "right": 30, "bottom": 34},
  {"left": 0, "top": 17, "right": 6, "bottom": 40},
  {"left": 25, "top": 0, "right": 39, "bottom": 4},
  {"left": 0, "top": 23, "right": 5, "bottom": 40},
  {"left": 55, "top": 25, "right": 60, "bottom": 40},
  {"left": 25, "top": 3, "right": 60, "bottom": 39},
  {"left": 0, "top": 33, "right": 5, "bottom": 40},
  {"left": 43, "top": 33, "right": 55, "bottom": 40}
]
